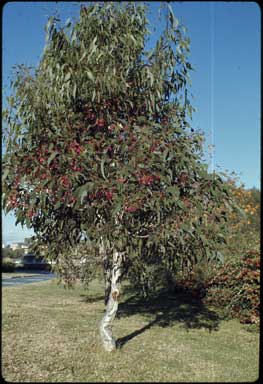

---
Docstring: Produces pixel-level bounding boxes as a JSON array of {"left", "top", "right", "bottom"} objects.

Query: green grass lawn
[{"left": 2, "top": 278, "right": 259, "bottom": 382}]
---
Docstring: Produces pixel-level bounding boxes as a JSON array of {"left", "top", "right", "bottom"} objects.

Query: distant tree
[
  {"left": 13, "top": 249, "right": 25, "bottom": 259},
  {"left": 2, "top": 247, "right": 24, "bottom": 259},
  {"left": 24, "top": 237, "right": 33, "bottom": 245},
  {"left": 2, "top": 3, "right": 234, "bottom": 351},
  {"left": 230, "top": 186, "right": 260, "bottom": 232},
  {"left": 2, "top": 248, "right": 14, "bottom": 259}
]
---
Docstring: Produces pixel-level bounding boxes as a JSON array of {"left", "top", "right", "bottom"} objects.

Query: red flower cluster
[
  {"left": 88, "top": 189, "right": 115, "bottom": 202},
  {"left": 28, "top": 209, "right": 37, "bottom": 219},
  {"left": 117, "top": 177, "right": 126, "bottom": 184},
  {"left": 102, "top": 100, "right": 112, "bottom": 109},
  {"left": 161, "top": 117, "right": 169, "bottom": 125},
  {"left": 182, "top": 198, "right": 192, "bottom": 209},
  {"left": 70, "top": 160, "right": 83, "bottom": 172},
  {"left": 60, "top": 191, "right": 77, "bottom": 205},
  {"left": 127, "top": 135, "right": 137, "bottom": 150},
  {"left": 37, "top": 144, "right": 49, "bottom": 156},
  {"left": 178, "top": 172, "right": 188, "bottom": 185},
  {"left": 36, "top": 144, "right": 48, "bottom": 165},
  {"left": 41, "top": 173, "right": 48, "bottom": 180},
  {"left": 149, "top": 141, "right": 160, "bottom": 152},
  {"left": 96, "top": 118, "right": 106, "bottom": 128},
  {"left": 108, "top": 124, "right": 116, "bottom": 132},
  {"left": 106, "top": 145, "right": 114, "bottom": 156},
  {"left": 137, "top": 173, "right": 160, "bottom": 186},
  {"left": 69, "top": 196, "right": 77, "bottom": 204},
  {"left": 9, "top": 194, "right": 18, "bottom": 208},
  {"left": 125, "top": 205, "right": 138, "bottom": 213},
  {"left": 49, "top": 160, "right": 59, "bottom": 171},
  {"left": 14, "top": 176, "right": 20, "bottom": 188},
  {"left": 104, "top": 191, "right": 113, "bottom": 201},
  {"left": 69, "top": 141, "right": 84, "bottom": 155},
  {"left": 36, "top": 144, "right": 61, "bottom": 168},
  {"left": 60, "top": 176, "right": 71, "bottom": 188}
]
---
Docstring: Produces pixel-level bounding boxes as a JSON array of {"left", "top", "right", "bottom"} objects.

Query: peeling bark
[
  {"left": 104, "top": 265, "right": 112, "bottom": 306},
  {"left": 100, "top": 248, "right": 122, "bottom": 352},
  {"left": 99, "top": 238, "right": 111, "bottom": 305}
]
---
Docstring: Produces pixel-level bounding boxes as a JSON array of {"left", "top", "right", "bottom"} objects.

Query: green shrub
[
  {"left": 204, "top": 249, "right": 260, "bottom": 326},
  {"left": 2, "top": 258, "right": 16, "bottom": 272},
  {"left": 173, "top": 263, "right": 209, "bottom": 300},
  {"left": 171, "top": 249, "right": 260, "bottom": 328}
]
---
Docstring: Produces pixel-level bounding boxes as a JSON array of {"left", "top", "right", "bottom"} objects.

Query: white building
[{"left": 10, "top": 242, "right": 29, "bottom": 254}]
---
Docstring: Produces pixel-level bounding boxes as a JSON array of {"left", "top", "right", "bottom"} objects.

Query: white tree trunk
[
  {"left": 99, "top": 238, "right": 111, "bottom": 304},
  {"left": 100, "top": 248, "right": 122, "bottom": 352}
]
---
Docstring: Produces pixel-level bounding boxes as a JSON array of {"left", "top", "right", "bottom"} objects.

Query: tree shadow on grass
[
  {"left": 116, "top": 288, "right": 222, "bottom": 349},
  {"left": 79, "top": 294, "right": 105, "bottom": 303}
]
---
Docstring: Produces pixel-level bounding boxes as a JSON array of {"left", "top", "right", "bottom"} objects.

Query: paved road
[{"left": 2, "top": 272, "right": 56, "bottom": 287}]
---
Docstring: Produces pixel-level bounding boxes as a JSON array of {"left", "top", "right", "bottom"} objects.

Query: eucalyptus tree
[{"left": 3, "top": 2, "right": 233, "bottom": 351}]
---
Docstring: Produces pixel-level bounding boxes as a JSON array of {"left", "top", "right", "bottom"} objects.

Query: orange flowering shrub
[{"left": 230, "top": 185, "right": 260, "bottom": 232}]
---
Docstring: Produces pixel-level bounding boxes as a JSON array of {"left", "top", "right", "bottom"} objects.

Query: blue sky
[{"left": 2, "top": 1, "right": 260, "bottom": 244}]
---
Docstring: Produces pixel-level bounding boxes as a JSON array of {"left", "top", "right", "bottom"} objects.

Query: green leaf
[
  {"left": 25, "top": 217, "right": 31, "bottom": 228},
  {"left": 86, "top": 70, "right": 95, "bottom": 82},
  {"left": 65, "top": 73, "right": 71, "bottom": 82},
  {"left": 101, "top": 158, "right": 107, "bottom": 180},
  {"left": 74, "top": 183, "right": 92, "bottom": 204},
  {"left": 73, "top": 83, "right": 77, "bottom": 99},
  {"left": 112, "top": 200, "right": 122, "bottom": 216},
  {"left": 2, "top": 168, "right": 9, "bottom": 182},
  {"left": 45, "top": 16, "right": 54, "bottom": 33},
  {"left": 176, "top": 200, "right": 184, "bottom": 209},
  {"left": 47, "top": 151, "right": 59, "bottom": 165},
  {"left": 71, "top": 30, "right": 77, "bottom": 43},
  {"left": 146, "top": 67, "right": 154, "bottom": 87},
  {"left": 65, "top": 18, "right": 71, "bottom": 28},
  {"left": 166, "top": 186, "right": 180, "bottom": 199},
  {"left": 211, "top": 251, "right": 224, "bottom": 264},
  {"left": 54, "top": 201, "right": 61, "bottom": 209},
  {"left": 79, "top": 51, "right": 87, "bottom": 63},
  {"left": 233, "top": 203, "right": 247, "bottom": 219},
  {"left": 156, "top": 200, "right": 161, "bottom": 224}
]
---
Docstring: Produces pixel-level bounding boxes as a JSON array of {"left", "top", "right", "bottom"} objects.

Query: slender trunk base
[
  {"left": 100, "top": 249, "right": 122, "bottom": 352},
  {"left": 99, "top": 292, "right": 119, "bottom": 351}
]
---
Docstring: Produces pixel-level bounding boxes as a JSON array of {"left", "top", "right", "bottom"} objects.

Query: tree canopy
[{"left": 3, "top": 2, "right": 235, "bottom": 293}]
